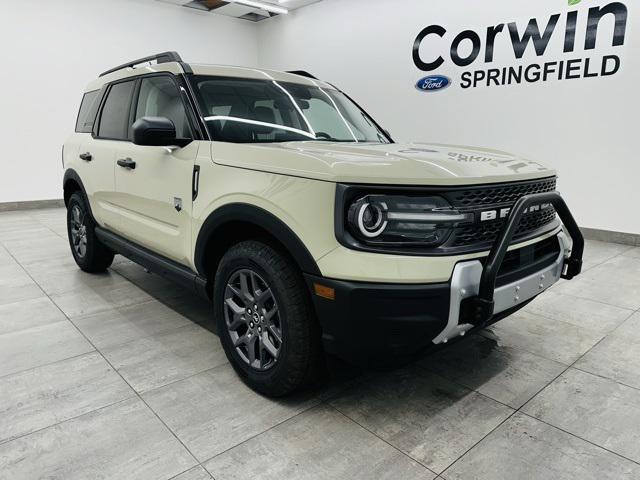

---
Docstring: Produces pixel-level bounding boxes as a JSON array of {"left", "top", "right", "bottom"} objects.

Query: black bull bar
[{"left": 461, "top": 191, "right": 584, "bottom": 326}]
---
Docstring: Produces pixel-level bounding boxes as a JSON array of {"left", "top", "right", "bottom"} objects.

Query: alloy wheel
[
  {"left": 70, "top": 205, "right": 88, "bottom": 259},
  {"left": 224, "top": 268, "right": 282, "bottom": 371}
]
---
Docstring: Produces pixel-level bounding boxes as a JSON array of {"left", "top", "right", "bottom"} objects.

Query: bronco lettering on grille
[{"left": 479, "top": 203, "right": 552, "bottom": 222}]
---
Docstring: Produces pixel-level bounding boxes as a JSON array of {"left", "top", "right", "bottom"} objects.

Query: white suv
[{"left": 63, "top": 52, "right": 584, "bottom": 396}]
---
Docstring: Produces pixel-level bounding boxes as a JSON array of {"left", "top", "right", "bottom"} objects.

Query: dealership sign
[{"left": 412, "top": 1, "right": 628, "bottom": 90}]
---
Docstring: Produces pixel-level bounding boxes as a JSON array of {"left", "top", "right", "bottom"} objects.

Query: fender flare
[
  {"left": 63, "top": 169, "right": 95, "bottom": 220},
  {"left": 194, "top": 203, "right": 321, "bottom": 277}
]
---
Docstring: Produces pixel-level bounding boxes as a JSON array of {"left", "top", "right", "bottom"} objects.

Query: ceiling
[{"left": 157, "top": 0, "right": 321, "bottom": 22}]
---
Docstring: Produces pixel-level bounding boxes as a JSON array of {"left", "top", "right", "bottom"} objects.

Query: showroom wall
[
  {"left": 257, "top": 0, "right": 638, "bottom": 234},
  {"left": 0, "top": 0, "right": 258, "bottom": 204}
]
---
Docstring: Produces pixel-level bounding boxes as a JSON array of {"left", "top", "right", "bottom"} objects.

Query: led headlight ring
[{"left": 357, "top": 201, "right": 388, "bottom": 238}]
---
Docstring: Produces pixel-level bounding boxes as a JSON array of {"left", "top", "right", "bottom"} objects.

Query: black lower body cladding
[
  {"left": 305, "top": 234, "right": 564, "bottom": 367},
  {"left": 304, "top": 274, "right": 451, "bottom": 367}
]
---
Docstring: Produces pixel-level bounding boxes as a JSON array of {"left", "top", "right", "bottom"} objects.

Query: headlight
[{"left": 347, "top": 195, "right": 473, "bottom": 247}]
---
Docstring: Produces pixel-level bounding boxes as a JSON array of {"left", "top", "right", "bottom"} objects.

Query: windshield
[{"left": 191, "top": 75, "right": 390, "bottom": 144}]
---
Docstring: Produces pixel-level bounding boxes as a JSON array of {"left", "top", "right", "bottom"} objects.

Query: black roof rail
[
  {"left": 99, "top": 51, "right": 184, "bottom": 77},
  {"left": 286, "top": 70, "right": 318, "bottom": 80}
]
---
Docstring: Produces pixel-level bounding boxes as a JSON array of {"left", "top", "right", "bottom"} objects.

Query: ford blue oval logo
[{"left": 416, "top": 75, "right": 451, "bottom": 92}]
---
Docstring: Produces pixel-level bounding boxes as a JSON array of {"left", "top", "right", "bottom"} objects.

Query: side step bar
[
  {"left": 95, "top": 227, "right": 209, "bottom": 300},
  {"left": 461, "top": 191, "right": 584, "bottom": 326}
]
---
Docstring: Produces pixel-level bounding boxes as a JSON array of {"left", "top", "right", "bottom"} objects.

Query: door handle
[
  {"left": 117, "top": 158, "right": 136, "bottom": 170},
  {"left": 79, "top": 152, "right": 92, "bottom": 162}
]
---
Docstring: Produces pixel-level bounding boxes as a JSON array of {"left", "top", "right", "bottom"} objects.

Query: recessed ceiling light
[{"left": 227, "top": 0, "right": 288, "bottom": 14}]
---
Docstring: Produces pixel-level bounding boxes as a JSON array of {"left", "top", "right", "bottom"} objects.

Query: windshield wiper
[{"left": 312, "top": 137, "right": 359, "bottom": 142}]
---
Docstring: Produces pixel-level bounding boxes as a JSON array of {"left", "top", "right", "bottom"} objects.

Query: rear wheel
[
  {"left": 214, "top": 240, "right": 323, "bottom": 397},
  {"left": 66, "top": 192, "right": 114, "bottom": 272}
]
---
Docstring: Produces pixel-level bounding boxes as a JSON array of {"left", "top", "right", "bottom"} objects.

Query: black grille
[
  {"left": 452, "top": 208, "right": 557, "bottom": 247},
  {"left": 446, "top": 178, "right": 557, "bottom": 208},
  {"left": 444, "top": 178, "right": 558, "bottom": 248},
  {"left": 494, "top": 235, "right": 561, "bottom": 287}
]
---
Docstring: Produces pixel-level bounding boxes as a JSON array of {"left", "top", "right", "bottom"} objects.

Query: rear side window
[
  {"left": 75, "top": 90, "right": 100, "bottom": 133},
  {"left": 98, "top": 81, "right": 135, "bottom": 140}
]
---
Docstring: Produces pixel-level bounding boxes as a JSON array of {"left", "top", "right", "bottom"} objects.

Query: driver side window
[{"left": 135, "top": 77, "right": 192, "bottom": 139}]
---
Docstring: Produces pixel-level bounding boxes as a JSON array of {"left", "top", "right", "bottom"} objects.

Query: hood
[{"left": 211, "top": 141, "right": 555, "bottom": 186}]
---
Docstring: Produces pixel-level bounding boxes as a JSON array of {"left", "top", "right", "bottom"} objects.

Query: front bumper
[{"left": 306, "top": 192, "right": 584, "bottom": 366}]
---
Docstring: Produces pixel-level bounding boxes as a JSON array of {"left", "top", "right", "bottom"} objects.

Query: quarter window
[
  {"left": 75, "top": 90, "right": 100, "bottom": 133},
  {"left": 98, "top": 81, "right": 135, "bottom": 140}
]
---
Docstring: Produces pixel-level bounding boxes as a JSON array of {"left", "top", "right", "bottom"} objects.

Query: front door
[{"left": 113, "top": 75, "right": 199, "bottom": 265}]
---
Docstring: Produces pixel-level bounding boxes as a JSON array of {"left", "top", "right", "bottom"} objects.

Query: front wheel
[
  {"left": 66, "top": 192, "right": 114, "bottom": 273},
  {"left": 213, "top": 241, "right": 323, "bottom": 397}
]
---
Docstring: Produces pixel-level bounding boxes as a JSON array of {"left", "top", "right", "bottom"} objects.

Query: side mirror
[{"left": 132, "top": 116, "right": 182, "bottom": 147}]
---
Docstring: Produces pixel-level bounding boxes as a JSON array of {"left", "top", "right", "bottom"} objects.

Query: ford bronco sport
[{"left": 63, "top": 52, "right": 584, "bottom": 396}]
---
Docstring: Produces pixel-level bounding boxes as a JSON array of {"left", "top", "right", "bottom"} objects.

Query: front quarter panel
[{"left": 191, "top": 145, "right": 337, "bottom": 272}]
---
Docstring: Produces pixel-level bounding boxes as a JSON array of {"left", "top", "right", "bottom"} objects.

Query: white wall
[
  {"left": 2, "top": 0, "right": 637, "bottom": 235},
  {"left": 0, "top": 0, "right": 258, "bottom": 204},
  {"left": 257, "top": 0, "right": 638, "bottom": 234}
]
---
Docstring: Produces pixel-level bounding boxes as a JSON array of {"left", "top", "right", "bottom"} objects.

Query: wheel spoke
[
  {"left": 72, "top": 207, "right": 80, "bottom": 225},
  {"left": 225, "top": 298, "right": 247, "bottom": 331},
  {"left": 255, "top": 287, "right": 273, "bottom": 305},
  {"left": 261, "top": 332, "right": 279, "bottom": 358},
  {"left": 234, "top": 333, "right": 249, "bottom": 348},
  {"left": 264, "top": 305, "right": 278, "bottom": 322},
  {"left": 239, "top": 272, "right": 254, "bottom": 303},
  {"left": 246, "top": 334, "right": 258, "bottom": 365},
  {"left": 227, "top": 284, "right": 242, "bottom": 299},
  {"left": 249, "top": 271, "right": 260, "bottom": 298},
  {"left": 225, "top": 296, "right": 245, "bottom": 315},
  {"left": 266, "top": 324, "right": 282, "bottom": 344}
]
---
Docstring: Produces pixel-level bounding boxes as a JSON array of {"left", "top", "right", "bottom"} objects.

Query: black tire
[
  {"left": 214, "top": 240, "right": 323, "bottom": 397},
  {"left": 66, "top": 192, "right": 114, "bottom": 273}
]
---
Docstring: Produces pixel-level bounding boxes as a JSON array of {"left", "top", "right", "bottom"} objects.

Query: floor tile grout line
[
  {"left": 3, "top": 223, "right": 226, "bottom": 477},
  {"left": 199, "top": 402, "right": 323, "bottom": 471},
  {"left": 413, "top": 361, "right": 521, "bottom": 411},
  {"left": 583, "top": 243, "right": 636, "bottom": 269},
  {"left": 0, "top": 396, "right": 136, "bottom": 447},
  {"left": 67, "top": 319, "right": 204, "bottom": 468},
  {"left": 439, "top": 363, "right": 572, "bottom": 475},
  {"left": 90, "top": 321, "right": 212, "bottom": 357},
  {"left": 137, "top": 361, "right": 231, "bottom": 396},
  {"left": 526, "top": 288, "right": 637, "bottom": 315},
  {"left": 328, "top": 403, "right": 441, "bottom": 476},
  {"left": 518, "top": 411, "right": 640, "bottom": 468},
  {"left": 135, "top": 361, "right": 230, "bottom": 396},
  {"left": 167, "top": 465, "right": 214, "bottom": 480},
  {"left": 0, "top": 350, "right": 98, "bottom": 383},
  {"left": 549, "top": 289, "right": 640, "bottom": 312},
  {"left": 438, "top": 318, "right": 620, "bottom": 477},
  {"left": 531, "top": 307, "right": 637, "bottom": 335},
  {"left": 442, "top": 312, "right": 640, "bottom": 476},
  {"left": 4, "top": 247, "right": 203, "bottom": 469},
  {"left": 569, "top": 365, "right": 640, "bottom": 392},
  {"left": 0, "top": 294, "right": 56, "bottom": 311}
]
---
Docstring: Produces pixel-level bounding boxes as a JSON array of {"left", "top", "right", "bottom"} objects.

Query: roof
[{"left": 85, "top": 52, "right": 332, "bottom": 91}]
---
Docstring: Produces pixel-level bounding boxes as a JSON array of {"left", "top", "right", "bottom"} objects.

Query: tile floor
[{"left": 1, "top": 207, "right": 639, "bottom": 479}]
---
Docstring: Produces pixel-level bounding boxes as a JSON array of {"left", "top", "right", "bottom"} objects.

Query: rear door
[
  {"left": 113, "top": 74, "right": 199, "bottom": 265},
  {"left": 84, "top": 79, "right": 137, "bottom": 231}
]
